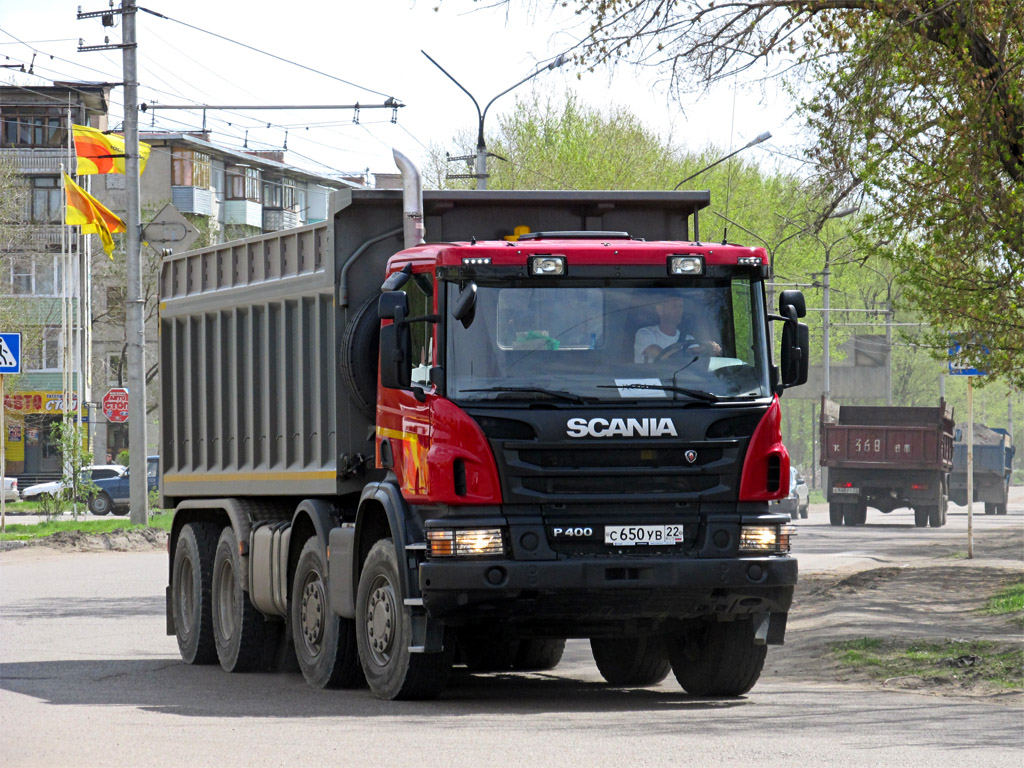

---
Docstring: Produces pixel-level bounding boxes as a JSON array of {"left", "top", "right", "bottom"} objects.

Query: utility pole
[{"left": 79, "top": 1, "right": 148, "bottom": 525}]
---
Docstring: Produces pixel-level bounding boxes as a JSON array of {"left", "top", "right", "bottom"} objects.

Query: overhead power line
[{"left": 137, "top": 6, "right": 402, "bottom": 102}]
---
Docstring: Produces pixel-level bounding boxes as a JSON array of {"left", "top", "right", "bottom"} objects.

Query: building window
[
  {"left": 283, "top": 181, "right": 298, "bottom": 211},
  {"left": 106, "top": 286, "right": 126, "bottom": 321},
  {"left": 23, "top": 326, "right": 62, "bottom": 371},
  {"left": 171, "top": 148, "right": 211, "bottom": 188},
  {"left": 29, "top": 176, "right": 62, "bottom": 223},
  {"left": 106, "top": 353, "right": 124, "bottom": 384},
  {"left": 263, "top": 179, "right": 282, "bottom": 208},
  {"left": 228, "top": 166, "right": 261, "bottom": 202},
  {"left": 1, "top": 113, "right": 65, "bottom": 147},
  {"left": 3, "top": 254, "right": 61, "bottom": 296}
]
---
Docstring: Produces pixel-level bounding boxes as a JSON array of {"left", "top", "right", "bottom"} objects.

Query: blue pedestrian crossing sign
[
  {"left": 0, "top": 333, "right": 21, "bottom": 374},
  {"left": 948, "top": 341, "right": 986, "bottom": 376}
]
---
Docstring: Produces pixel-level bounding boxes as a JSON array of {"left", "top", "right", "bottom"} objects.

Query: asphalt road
[{"left": 1, "top": 501, "right": 1022, "bottom": 767}]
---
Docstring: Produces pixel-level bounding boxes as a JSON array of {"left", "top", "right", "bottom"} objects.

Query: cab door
[{"left": 376, "top": 267, "right": 437, "bottom": 502}]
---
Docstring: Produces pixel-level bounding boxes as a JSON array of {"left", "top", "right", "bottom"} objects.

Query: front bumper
[{"left": 419, "top": 554, "right": 796, "bottom": 628}]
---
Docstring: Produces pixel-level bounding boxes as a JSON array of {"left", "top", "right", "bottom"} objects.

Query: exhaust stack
[{"left": 393, "top": 148, "right": 425, "bottom": 249}]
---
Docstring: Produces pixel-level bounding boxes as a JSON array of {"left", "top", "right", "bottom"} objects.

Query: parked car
[
  {"left": 771, "top": 467, "right": 809, "bottom": 521},
  {"left": 2, "top": 476, "right": 19, "bottom": 503},
  {"left": 88, "top": 456, "right": 159, "bottom": 515},
  {"left": 20, "top": 465, "right": 126, "bottom": 503}
]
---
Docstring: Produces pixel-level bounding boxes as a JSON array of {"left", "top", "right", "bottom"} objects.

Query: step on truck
[
  {"left": 820, "top": 397, "right": 954, "bottom": 528},
  {"left": 949, "top": 423, "right": 1015, "bottom": 515},
  {"left": 161, "top": 151, "right": 809, "bottom": 700}
]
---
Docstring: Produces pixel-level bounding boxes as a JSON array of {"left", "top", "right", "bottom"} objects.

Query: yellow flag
[
  {"left": 72, "top": 124, "right": 151, "bottom": 175},
  {"left": 63, "top": 173, "right": 126, "bottom": 258}
]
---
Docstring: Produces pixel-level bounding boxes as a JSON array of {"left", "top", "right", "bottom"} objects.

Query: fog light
[
  {"left": 530, "top": 255, "right": 566, "bottom": 275},
  {"left": 427, "top": 528, "right": 506, "bottom": 557},
  {"left": 739, "top": 524, "right": 794, "bottom": 554},
  {"left": 668, "top": 255, "right": 704, "bottom": 275}
]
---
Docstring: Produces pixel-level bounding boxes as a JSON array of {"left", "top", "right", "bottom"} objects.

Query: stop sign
[{"left": 102, "top": 387, "right": 129, "bottom": 423}]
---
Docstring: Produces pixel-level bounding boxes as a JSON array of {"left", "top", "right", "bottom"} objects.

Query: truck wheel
[
  {"left": 212, "top": 527, "right": 271, "bottom": 672},
  {"left": 356, "top": 538, "right": 454, "bottom": 700},
  {"left": 854, "top": 503, "right": 867, "bottom": 525},
  {"left": 514, "top": 639, "right": 566, "bottom": 671},
  {"left": 88, "top": 492, "right": 113, "bottom": 516},
  {"left": 927, "top": 506, "right": 943, "bottom": 528},
  {"left": 996, "top": 503, "right": 1007, "bottom": 515},
  {"left": 984, "top": 503, "right": 996, "bottom": 515},
  {"left": 669, "top": 618, "right": 766, "bottom": 697},
  {"left": 829, "top": 504, "right": 845, "bottom": 526},
  {"left": 843, "top": 506, "right": 861, "bottom": 526},
  {"left": 591, "top": 636, "right": 671, "bottom": 686},
  {"left": 171, "top": 522, "right": 220, "bottom": 665},
  {"left": 914, "top": 508, "right": 928, "bottom": 527},
  {"left": 291, "top": 537, "right": 364, "bottom": 689},
  {"left": 800, "top": 504, "right": 809, "bottom": 520}
]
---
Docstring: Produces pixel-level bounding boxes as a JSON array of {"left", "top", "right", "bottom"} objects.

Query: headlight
[
  {"left": 529, "top": 255, "right": 566, "bottom": 275},
  {"left": 668, "top": 255, "right": 704, "bottom": 275},
  {"left": 739, "top": 525, "right": 794, "bottom": 555},
  {"left": 427, "top": 528, "right": 506, "bottom": 557}
]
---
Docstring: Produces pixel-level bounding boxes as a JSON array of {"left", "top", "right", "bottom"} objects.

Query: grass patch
[
  {"left": 984, "top": 582, "right": 1024, "bottom": 627},
  {"left": 0, "top": 511, "right": 172, "bottom": 541},
  {"left": 832, "top": 637, "right": 1023, "bottom": 690},
  {"left": 808, "top": 489, "right": 827, "bottom": 504}
]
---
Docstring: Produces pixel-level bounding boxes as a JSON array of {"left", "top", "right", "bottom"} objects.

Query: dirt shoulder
[
  {"left": 0, "top": 527, "right": 168, "bottom": 553},
  {"left": 766, "top": 523, "right": 1023, "bottom": 702}
]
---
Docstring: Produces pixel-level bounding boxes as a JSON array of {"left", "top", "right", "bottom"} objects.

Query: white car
[
  {"left": 2, "top": 476, "right": 18, "bottom": 503},
  {"left": 772, "top": 467, "right": 810, "bottom": 521},
  {"left": 21, "top": 465, "right": 126, "bottom": 503}
]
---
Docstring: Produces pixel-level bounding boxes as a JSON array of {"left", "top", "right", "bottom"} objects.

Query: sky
[{"left": 1, "top": 0, "right": 797, "bottom": 183}]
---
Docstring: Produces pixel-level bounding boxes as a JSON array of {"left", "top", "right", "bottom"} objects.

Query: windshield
[{"left": 446, "top": 280, "right": 771, "bottom": 403}]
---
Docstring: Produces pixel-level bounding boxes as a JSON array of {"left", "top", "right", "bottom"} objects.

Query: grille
[
  {"left": 522, "top": 474, "right": 717, "bottom": 496},
  {"left": 517, "top": 446, "right": 722, "bottom": 469}
]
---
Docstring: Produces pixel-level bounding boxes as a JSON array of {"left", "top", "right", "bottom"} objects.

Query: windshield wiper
[
  {"left": 597, "top": 383, "right": 718, "bottom": 402},
  {"left": 461, "top": 387, "right": 592, "bottom": 404}
]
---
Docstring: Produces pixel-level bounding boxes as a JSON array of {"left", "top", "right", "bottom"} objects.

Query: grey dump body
[
  {"left": 159, "top": 189, "right": 707, "bottom": 506},
  {"left": 949, "top": 424, "right": 1014, "bottom": 512},
  {"left": 820, "top": 398, "right": 954, "bottom": 525}
]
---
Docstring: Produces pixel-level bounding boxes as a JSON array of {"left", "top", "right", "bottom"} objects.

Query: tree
[{"left": 482, "top": 0, "right": 1023, "bottom": 384}]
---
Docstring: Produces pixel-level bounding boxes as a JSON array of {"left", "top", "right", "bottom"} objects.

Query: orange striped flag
[
  {"left": 72, "top": 124, "right": 151, "bottom": 175},
  {"left": 63, "top": 173, "right": 126, "bottom": 258}
]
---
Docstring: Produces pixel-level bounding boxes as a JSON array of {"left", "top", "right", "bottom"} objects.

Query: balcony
[
  {"left": 262, "top": 208, "right": 301, "bottom": 232},
  {"left": 223, "top": 199, "right": 262, "bottom": 228},
  {"left": 171, "top": 186, "right": 214, "bottom": 217},
  {"left": 0, "top": 147, "right": 77, "bottom": 175}
]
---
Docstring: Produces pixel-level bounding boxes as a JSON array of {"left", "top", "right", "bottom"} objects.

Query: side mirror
[
  {"left": 379, "top": 322, "right": 412, "bottom": 390},
  {"left": 781, "top": 320, "right": 809, "bottom": 387},
  {"left": 779, "top": 290, "right": 806, "bottom": 318},
  {"left": 451, "top": 282, "right": 477, "bottom": 329},
  {"left": 378, "top": 290, "right": 409, "bottom": 321}
]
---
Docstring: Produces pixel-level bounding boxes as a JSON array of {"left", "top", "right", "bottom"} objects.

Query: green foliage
[
  {"left": 984, "top": 582, "right": 1024, "bottom": 627},
  {"left": 115, "top": 449, "right": 130, "bottom": 466},
  {"left": 0, "top": 511, "right": 172, "bottom": 541},
  {"left": 494, "top": 0, "right": 1024, "bottom": 384},
  {"left": 832, "top": 637, "right": 1023, "bottom": 690},
  {"left": 38, "top": 418, "right": 94, "bottom": 519}
]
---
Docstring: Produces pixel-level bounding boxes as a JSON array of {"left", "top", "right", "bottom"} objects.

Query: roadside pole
[
  {"left": 0, "top": 332, "right": 22, "bottom": 534},
  {"left": 967, "top": 376, "right": 974, "bottom": 559}
]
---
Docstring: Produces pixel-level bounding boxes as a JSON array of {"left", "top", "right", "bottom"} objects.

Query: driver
[{"left": 634, "top": 292, "right": 722, "bottom": 363}]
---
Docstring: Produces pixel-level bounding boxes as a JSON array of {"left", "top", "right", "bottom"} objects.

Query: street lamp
[
  {"left": 423, "top": 50, "right": 568, "bottom": 190},
  {"left": 673, "top": 131, "right": 772, "bottom": 190}
]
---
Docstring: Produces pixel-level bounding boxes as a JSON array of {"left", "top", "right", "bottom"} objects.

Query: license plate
[
  {"left": 605, "top": 524, "right": 685, "bottom": 546},
  {"left": 833, "top": 486, "right": 860, "bottom": 494}
]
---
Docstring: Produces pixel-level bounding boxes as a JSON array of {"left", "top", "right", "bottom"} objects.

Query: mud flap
[{"left": 165, "top": 585, "right": 175, "bottom": 636}]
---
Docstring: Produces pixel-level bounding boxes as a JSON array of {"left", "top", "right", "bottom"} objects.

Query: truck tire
[
  {"left": 669, "top": 618, "right": 766, "bottom": 697},
  {"left": 997, "top": 503, "right": 1007, "bottom": 515},
  {"left": 291, "top": 537, "right": 364, "bottom": 689},
  {"left": 829, "top": 504, "right": 845, "bottom": 526},
  {"left": 514, "top": 639, "right": 566, "bottom": 671},
  {"left": 88, "top": 492, "right": 113, "bottom": 516},
  {"left": 926, "top": 506, "right": 943, "bottom": 528},
  {"left": 914, "top": 508, "right": 928, "bottom": 527},
  {"left": 212, "top": 526, "right": 272, "bottom": 672},
  {"left": 985, "top": 503, "right": 996, "bottom": 515},
  {"left": 591, "top": 636, "right": 671, "bottom": 686},
  {"left": 340, "top": 296, "right": 381, "bottom": 420},
  {"left": 356, "top": 538, "right": 454, "bottom": 700},
  {"left": 171, "top": 522, "right": 220, "bottom": 665}
]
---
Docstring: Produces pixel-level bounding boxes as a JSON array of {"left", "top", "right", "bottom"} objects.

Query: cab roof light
[
  {"left": 529, "top": 255, "right": 566, "bottom": 276},
  {"left": 462, "top": 257, "right": 491, "bottom": 266},
  {"left": 668, "top": 255, "right": 704, "bottom": 275},
  {"left": 737, "top": 256, "right": 762, "bottom": 267}
]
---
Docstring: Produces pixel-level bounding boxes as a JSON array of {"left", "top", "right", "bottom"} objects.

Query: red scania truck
[{"left": 161, "top": 153, "right": 809, "bottom": 700}]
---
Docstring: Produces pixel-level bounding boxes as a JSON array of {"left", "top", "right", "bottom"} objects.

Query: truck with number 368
[{"left": 161, "top": 152, "right": 809, "bottom": 700}]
